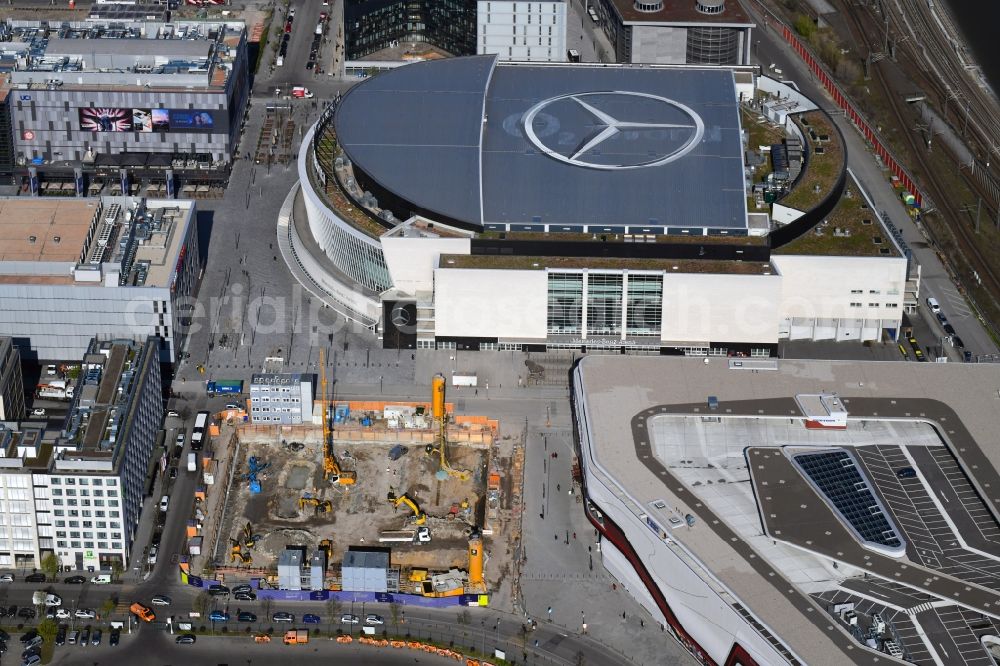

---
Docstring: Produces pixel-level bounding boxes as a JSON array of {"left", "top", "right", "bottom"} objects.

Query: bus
[
  {"left": 192, "top": 410, "right": 210, "bottom": 451},
  {"left": 588, "top": 7, "right": 599, "bottom": 23},
  {"left": 193, "top": 411, "right": 210, "bottom": 433}
]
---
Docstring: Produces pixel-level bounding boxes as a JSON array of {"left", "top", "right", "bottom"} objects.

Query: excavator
[
  {"left": 319, "top": 348, "right": 356, "bottom": 485},
  {"left": 387, "top": 489, "right": 427, "bottom": 526},
  {"left": 425, "top": 374, "right": 471, "bottom": 481},
  {"left": 299, "top": 496, "right": 332, "bottom": 514}
]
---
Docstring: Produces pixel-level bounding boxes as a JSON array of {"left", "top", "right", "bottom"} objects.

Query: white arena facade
[{"left": 282, "top": 55, "right": 916, "bottom": 354}]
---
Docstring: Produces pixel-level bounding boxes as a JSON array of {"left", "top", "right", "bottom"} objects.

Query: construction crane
[
  {"left": 387, "top": 489, "right": 427, "bottom": 526},
  {"left": 426, "top": 373, "right": 471, "bottom": 481},
  {"left": 319, "top": 348, "right": 356, "bottom": 485}
]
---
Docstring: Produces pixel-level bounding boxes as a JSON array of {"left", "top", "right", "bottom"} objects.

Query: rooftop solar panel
[{"left": 792, "top": 449, "right": 905, "bottom": 555}]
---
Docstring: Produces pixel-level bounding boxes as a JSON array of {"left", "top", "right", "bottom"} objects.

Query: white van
[
  {"left": 926, "top": 297, "right": 941, "bottom": 313},
  {"left": 159, "top": 495, "right": 169, "bottom": 512},
  {"left": 90, "top": 574, "right": 111, "bottom": 584}
]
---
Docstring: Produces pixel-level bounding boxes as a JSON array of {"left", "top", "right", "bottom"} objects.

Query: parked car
[
  {"left": 365, "top": 614, "right": 384, "bottom": 625},
  {"left": 303, "top": 613, "right": 321, "bottom": 624},
  {"left": 340, "top": 614, "right": 359, "bottom": 625},
  {"left": 209, "top": 611, "right": 230, "bottom": 622},
  {"left": 166, "top": 410, "right": 180, "bottom": 418},
  {"left": 208, "top": 584, "right": 230, "bottom": 597},
  {"left": 18, "top": 607, "right": 35, "bottom": 619},
  {"left": 64, "top": 575, "right": 85, "bottom": 584},
  {"left": 147, "top": 546, "right": 158, "bottom": 565},
  {"left": 109, "top": 628, "right": 120, "bottom": 646},
  {"left": 0, "top": 574, "right": 13, "bottom": 583},
  {"left": 169, "top": 467, "right": 178, "bottom": 479},
  {"left": 237, "top": 611, "right": 257, "bottom": 623},
  {"left": 159, "top": 495, "right": 169, "bottom": 512},
  {"left": 234, "top": 591, "right": 256, "bottom": 601},
  {"left": 175, "top": 634, "right": 196, "bottom": 644},
  {"left": 944, "top": 323, "right": 956, "bottom": 336},
  {"left": 45, "top": 365, "right": 57, "bottom": 377},
  {"left": 74, "top": 608, "right": 96, "bottom": 619},
  {"left": 31, "top": 408, "right": 46, "bottom": 417},
  {"left": 21, "top": 645, "right": 41, "bottom": 660},
  {"left": 91, "top": 629, "right": 102, "bottom": 646},
  {"left": 151, "top": 532, "right": 162, "bottom": 547},
  {"left": 22, "top": 653, "right": 41, "bottom": 666},
  {"left": 271, "top": 612, "right": 294, "bottom": 623},
  {"left": 953, "top": 335, "right": 965, "bottom": 349},
  {"left": 25, "top": 573, "right": 45, "bottom": 583},
  {"left": 79, "top": 627, "right": 90, "bottom": 645},
  {"left": 18, "top": 630, "right": 38, "bottom": 645},
  {"left": 55, "top": 626, "right": 66, "bottom": 646},
  {"left": 232, "top": 584, "right": 253, "bottom": 594},
  {"left": 55, "top": 609, "right": 71, "bottom": 620},
  {"left": 150, "top": 595, "right": 171, "bottom": 606},
  {"left": 896, "top": 467, "right": 917, "bottom": 479}
]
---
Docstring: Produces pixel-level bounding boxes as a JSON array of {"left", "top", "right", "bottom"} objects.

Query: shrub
[{"left": 794, "top": 14, "right": 815, "bottom": 38}]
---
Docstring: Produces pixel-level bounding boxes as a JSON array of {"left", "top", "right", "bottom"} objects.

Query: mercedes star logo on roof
[{"left": 522, "top": 91, "right": 704, "bottom": 170}]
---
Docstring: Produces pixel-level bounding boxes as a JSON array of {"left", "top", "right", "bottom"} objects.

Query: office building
[
  {"left": 0, "top": 337, "right": 162, "bottom": 571},
  {"left": 344, "top": 0, "right": 476, "bottom": 61},
  {"left": 0, "top": 196, "right": 200, "bottom": 362},
  {"left": 591, "top": 0, "right": 754, "bottom": 65},
  {"left": 0, "top": 337, "right": 24, "bottom": 421},
  {"left": 477, "top": 1, "right": 568, "bottom": 62},
  {"left": 2, "top": 17, "right": 249, "bottom": 185},
  {"left": 249, "top": 372, "right": 314, "bottom": 425}
]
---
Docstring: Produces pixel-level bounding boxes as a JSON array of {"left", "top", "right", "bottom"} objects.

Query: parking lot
[
  {"left": 916, "top": 605, "right": 996, "bottom": 666},
  {"left": 812, "top": 587, "right": 929, "bottom": 664},
  {"left": 855, "top": 444, "right": 1000, "bottom": 589}
]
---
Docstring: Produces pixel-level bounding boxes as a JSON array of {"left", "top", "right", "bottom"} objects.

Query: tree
[
  {"left": 793, "top": 14, "right": 816, "bottom": 39},
  {"left": 111, "top": 560, "right": 125, "bottom": 582},
  {"left": 325, "top": 597, "right": 342, "bottom": 634},
  {"left": 100, "top": 596, "right": 117, "bottom": 619},
  {"left": 193, "top": 591, "right": 210, "bottom": 617},
  {"left": 389, "top": 602, "right": 402, "bottom": 634},
  {"left": 40, "top": 553, "right": 60, "bottom": 580},
  {"left": 37, "top": 619, "right": 58, "bottom": 645},
  {"left": 260, "top": 597, "right": 273, "bottom": 625}
]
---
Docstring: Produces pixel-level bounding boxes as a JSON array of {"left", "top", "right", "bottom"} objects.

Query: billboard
[
  {"left": 168, "top": 109, "right": 215, "bottom": 130},
  {"left": 79, "top": 107, "right": 220, "bottom": 133},
  {"left": 79, "top": 107, "right": 133, "bottom": 132}
]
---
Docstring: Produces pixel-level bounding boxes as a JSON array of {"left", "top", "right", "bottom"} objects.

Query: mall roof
[{"left": 335, "top": 57, "right": 748, "bottom": 233}]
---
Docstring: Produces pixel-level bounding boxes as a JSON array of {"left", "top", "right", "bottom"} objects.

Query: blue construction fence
[{"left": 179, "top": 566, "right": 486, "bottom": 608}]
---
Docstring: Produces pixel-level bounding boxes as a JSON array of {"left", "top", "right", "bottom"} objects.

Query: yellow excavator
[
  {"left": 387, "top": 489, "right": 427, "bottom": 526},
  {"left": 319, "top": 348, "right": 356, "bottom": 485},
  {"left": 426, "top": 374, "right": 471, "bottom": 481},
  {"left": 299, "top": 496, "right": 332, "bottom": 513}
]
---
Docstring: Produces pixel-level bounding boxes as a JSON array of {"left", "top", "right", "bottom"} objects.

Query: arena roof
[{"left": 334, "top": 56, "right": 748, "bottom": 233}]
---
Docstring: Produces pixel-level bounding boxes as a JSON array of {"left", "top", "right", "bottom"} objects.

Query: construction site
[{"left": 196, "top": 366, "right": 518, "bottom": 602}]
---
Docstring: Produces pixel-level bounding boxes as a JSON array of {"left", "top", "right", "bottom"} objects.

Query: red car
[{"left": 284, "top": 22, "right": 292, "bottom": 33}]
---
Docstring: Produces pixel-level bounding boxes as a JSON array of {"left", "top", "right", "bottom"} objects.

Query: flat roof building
[
  {"left": 591, "top": 0, "right": 755, "bottom": 66},
  {"left": 1, "top": 17, "right": 249, "bottom": 181},
  {"left": 249, "top": 373, "right": 314, "bottom": 425},
  {"left": 0, "top": 337, "right": 162, "bottom": 572},
  {"left": 573, "top": 356, "right": 1000, "bottom": 665},
  {"left": 0, "top": 196, "right": 200, "bottom": 362}
]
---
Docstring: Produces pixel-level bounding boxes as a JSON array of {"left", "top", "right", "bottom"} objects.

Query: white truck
[
  {"left": 187, "top": 452, "right": 197, "bottom": 473},
  {"left": 378, "top": 527, "right": 431, "bottom": 544},
  {"left": 33, "top": 591, "right": 61, "bottom": 607},
  {"left": 37, "top": 380, "right": 74, "bottom": 400}
]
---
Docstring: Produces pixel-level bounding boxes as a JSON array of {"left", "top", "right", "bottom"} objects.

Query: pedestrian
[
  {"left": 554, "top": 534, "right": 558, "bottom": 540},
  {"left": 557, "top": 484, "right": 560, "bottom": 492},
  {"left": 573, "top": 532, "right": 576, "bottom": 539},
  {"left": 475, "top": 389, "right": 478, "bottom": 396},
  {"left": 640, "top": 620, "right": 644, "bottom": 628}
]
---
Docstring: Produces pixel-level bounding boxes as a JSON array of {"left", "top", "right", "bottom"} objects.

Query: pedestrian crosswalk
[{"left": 905, "top": 602, "right": 935, "bottom": 615}]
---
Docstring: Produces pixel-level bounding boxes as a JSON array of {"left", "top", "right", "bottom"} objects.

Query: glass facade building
[
  {"left": 345, "top": 0, "right": 477, "bottom": 60},
  {"left": 547, "top": 272, "right": 663, "bottom": 339}
]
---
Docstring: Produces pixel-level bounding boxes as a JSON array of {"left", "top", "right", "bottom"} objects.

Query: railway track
[{"left": 837, "top": 0, "right": 1000, "bottom": 325}]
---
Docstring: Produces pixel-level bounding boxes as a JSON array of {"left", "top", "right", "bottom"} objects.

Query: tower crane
[{"left": 319, "top": 348, "right": 356, "bottom": 485}]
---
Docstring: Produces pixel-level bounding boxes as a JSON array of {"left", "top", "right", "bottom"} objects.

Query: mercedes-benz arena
[{"left": 288, "top": 55, "right": 909, "bottom": 354}]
